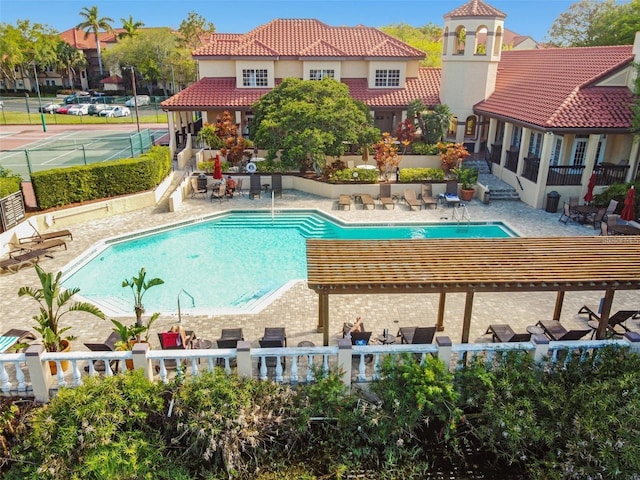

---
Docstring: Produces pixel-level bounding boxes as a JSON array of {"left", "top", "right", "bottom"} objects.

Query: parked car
[
  {"left": 124, "top": 95, "right": 150, "bottom": 107},
  {"left": 67, "top": 104, "right": 90, "bottom": 115},
  {"left": 55, "top": 105, "right": 71, "bottom": 114},
  {"left": 88, "top": 103, "right": 108, "bottom": 115},
  {"left": 98, "top": 105, "right": 131, "bottom": 117},
  {"left": 63, "top": 91, "right": 91, "bottom": 104},
  {"left": 39, "top": 102, "right": 62, "bottom": 113}
]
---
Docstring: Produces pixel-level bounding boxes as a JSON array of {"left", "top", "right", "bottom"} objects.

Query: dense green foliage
[
  {"left": 31, "top": 145, "right": 171, "bottom": 209},
  {"left": 330, "top": 167, "right": 380, "bottom": 183},
  {"left": 594, "top": 181, "right": 639, "bottom": 219},
  {"left": 4, "top": 348, "right": 640, "bottom": 479},
  {"left": 0, "top": 166, "right": 22, "bottom": 197},
  {"left": 398, "top": 167, "right": 446, "bottom": 183},
  {"left": 379, "top": 23, "right": 443, "bottom": 67},
  {"left": 251, "top": 78, "right": 379, "bottom": 173}
]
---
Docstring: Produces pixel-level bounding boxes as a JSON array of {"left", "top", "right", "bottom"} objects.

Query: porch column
[
  {"left": 627, "top": 141, "right": 640, "bottom": 182},
  {"left": 579, "top": 134, "right": 602, "bottom": 200},
  {"left": 460, "top": 290, "right": 475, "bottom": 343},
  {"left": 500, "top": 123, "right": 513, "bottom": 169},
  {"left": 517, "top": 128, "right": 532, "bottom": 175},
  {"left": 167, "top": 112, "right": 176, "bottom": 159},
  {"left": 533, "top": 132, "right": 555, "bottom": 209},
  {"left": 487, "top": 118, "right": 498, "bottom": 152}
]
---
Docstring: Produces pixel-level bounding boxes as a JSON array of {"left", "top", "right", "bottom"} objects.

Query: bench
[{"left": 338, "top": 194, "right": 351, "bottom": 210}]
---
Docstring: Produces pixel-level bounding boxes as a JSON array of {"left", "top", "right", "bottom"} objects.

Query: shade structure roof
[
  {"left": 307, "top": 237, "right": 640, "bottom": 293},
  {"left": 306, "top": 237, "right": 640, "bottom": 345}
]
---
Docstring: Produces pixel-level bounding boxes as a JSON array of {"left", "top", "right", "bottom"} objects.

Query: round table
[
  {"left": 378, "top": 334, "right": 396, "bottom": 345},
  {"left": 195, "top": 339, "right": 213, "bottom": 349},
  {"left": 526, "top": 325, "right": 544, "bottom": 335}
]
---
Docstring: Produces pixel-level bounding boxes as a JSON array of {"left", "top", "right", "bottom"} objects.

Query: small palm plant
[
  {"left": 122, "top": 267, "right": 164, "bottom": 331},
  {"left": 18, "top": 265, "right": 105, "bottom": 352}
]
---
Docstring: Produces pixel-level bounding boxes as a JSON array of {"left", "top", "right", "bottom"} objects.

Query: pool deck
[{"left": 1, "top": 189, "right": 638, "bottom": 349}]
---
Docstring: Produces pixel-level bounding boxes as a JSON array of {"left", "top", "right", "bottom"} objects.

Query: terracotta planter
[
  {"left": 460, "top": 188, "right": 475, "bottom": 202},
  {"left": 49, "top": 340, "right": 71, "bottom": 375}
]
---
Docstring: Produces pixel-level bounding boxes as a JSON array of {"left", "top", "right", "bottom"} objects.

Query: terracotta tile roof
[
  {"left": 161, "top": 78, "right": 272, "bottom": 110},
  {"left": 161, "top": 69, "right": 441, "bottom": 111},
  {"left": 193, "top": 19, "right": 425, "bottom": 59},
  {"left": 99, "top": 75, "right": 123, "bottom": 84},
  {"left": 475, "top": 45, "right": 634, "bottom": 129},
  {"left": 444, "top": 0, "right": 506, "bottom": 19},
  {"left": 343, "top": 68, "right": 441, "bottom": 108}
]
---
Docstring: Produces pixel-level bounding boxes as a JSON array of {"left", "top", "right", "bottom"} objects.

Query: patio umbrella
[
  {"left": 213, "top": 154, "right": 223, "bottom": 180},
  {"left": 620, "top": 185, "right": 636, "bottom": 221},
  {"left": 583, "top": 172, "right": 596, "bottom": 204}
]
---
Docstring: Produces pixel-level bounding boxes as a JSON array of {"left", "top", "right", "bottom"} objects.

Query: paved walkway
[{"left": 1, "top": 187, "right": 638, "bottom": 350}]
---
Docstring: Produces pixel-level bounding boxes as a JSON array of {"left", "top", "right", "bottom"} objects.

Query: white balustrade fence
[{"left": 1, "top": 333, "right": 639, "bottom": 402}]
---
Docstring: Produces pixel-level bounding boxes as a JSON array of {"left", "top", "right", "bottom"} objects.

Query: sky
[{"left": 0, "top": 0, "right": 582, "bottom": 42}]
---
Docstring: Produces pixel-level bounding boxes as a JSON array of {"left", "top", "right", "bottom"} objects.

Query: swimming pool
[{"left": 61, "top": 210, "right": 516, "bottom": 315}]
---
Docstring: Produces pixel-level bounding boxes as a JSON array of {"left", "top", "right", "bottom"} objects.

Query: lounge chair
[
  {"left": 536, "top": 320, "right": 589, "bottom": 341},
  {"left": 157, "top": 329, "right": 196, "bottom": 369},
  {"left": 220, "top": 328, "right": 244, "bottom": 341},
  {"left": 249, "top": 174, "right": 262, "bottom": 199},
  {"left": 210, "top": 183, "right": 227, "bottom": 202},
  {"left": 559, "top": 202, "right": 580, "bottom": 224},
  {"left": 403, "top": 189, "right": 421, "bottom": 211},
  {"left": 444, "top": 181, "right": 461, "bottom": 207},
  {"left": 262, "top": 327, "right": 287, "bottom": 346},
  {"left": 350, "top": 331, "right": 372, "bottom": 346},
  {"left": 398, "top": 326, "right": 436, "bottom": 344},
  {"left": 338, "top": 194, "right": 351, "bottom": 210},
  {"left": 421, "top": 184, "right": 437, "bottom": 209},
  {"left": 15, "top": 237, "right": 67, "bottom": 252},
  {"left": 379, "top": 184, "right": 394, "bottom": 210},
  {"left": 84, "top": 331, "right": 121, "bottom": 373},
  {"left": 0, "top": 249, "right": 45, "bottom": 273},
  {"left": 20, "top": 221, "right": 73, "bottom": 244},
  {"left": 360, "top": 194, "right": 375, "bottom": 210},
  {"left": 579, "top": 304, "right": 638, "bottom": 333},
  {"left": 190, "top": 176, "right": 208, "bottom": 199},
  {"left": 587, "top": 207, "right": 606, "bottom": 230},
  {"left": 258, "top": 338, "right": 286, "bottom": 368},
  {"left": 272, "top": 173, "right": 282, "bottom": 198},
  {"left": 604, "top": 199, "right": 618, "bottom": 221},
  {"left": 509, "top": 333, "right": 532, "bottom": 342},
  {"left": 2, "top": 328, "right": 37, "bottom": 343}
]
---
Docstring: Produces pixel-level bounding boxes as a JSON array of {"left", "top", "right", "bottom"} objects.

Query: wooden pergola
[{"left": 306, "top": 237, "right": 640, "bottom": 346}]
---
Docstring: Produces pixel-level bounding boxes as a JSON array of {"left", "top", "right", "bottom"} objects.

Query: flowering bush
[
  {"left": 437, "top": 142, "right": 470, "bottom": 170},
  {"left": 373, "top": 132, "right": 404, "bottom": 181}
]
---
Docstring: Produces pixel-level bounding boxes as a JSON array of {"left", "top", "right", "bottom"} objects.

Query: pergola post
[
  {"left": 318, "top": 292, "right": 329, "bottom": 346},
  {"left": 596, "top": 289, "right": 614, "bottom": 340},
  {"left": 436, "top": 292, "right": 446, "bottom": 331},
  {"left": 461, "top": 290, "right": 475, "bottom": 343},
  {"left": 553, "top": 290, "right": 565, "bottom": 320}
]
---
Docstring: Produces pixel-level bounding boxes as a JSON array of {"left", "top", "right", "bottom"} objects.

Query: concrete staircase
[{"left": 464, "top": 158, "right": 521, "bottom": 201}]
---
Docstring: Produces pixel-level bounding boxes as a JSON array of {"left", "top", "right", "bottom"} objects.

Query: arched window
[
  {"left": 442, "top": 27, "right": 449, "bottom": 55},
  {"left": 493, "top": 26, "right": 503, "bottom": 56},
  {"left": 474, "top": 26, "right": 487, "bottom": 55},
  {"left": 464, "top": 116, "right": 477, "bottom": 138},
  {"left": 455, "top": 26, "right": 466, "bottom": 55}
]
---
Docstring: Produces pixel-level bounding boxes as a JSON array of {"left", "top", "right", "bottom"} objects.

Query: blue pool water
[{"left": 61, "top": 211, "right": 515, "bottom": 315}]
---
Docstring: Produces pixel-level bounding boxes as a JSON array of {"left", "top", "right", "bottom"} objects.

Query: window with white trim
[
  {"left": 309, "top": 69, "right": 334, "bottom": 81},
  {"left": 242, "top": 69, "right": 268, "bottom": 87},
  {"left": 374, "top": 69, "right": 400, "bottom": 87}
]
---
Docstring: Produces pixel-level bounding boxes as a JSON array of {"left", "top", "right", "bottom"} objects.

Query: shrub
[
  {"left": 329, "top": 167, "right": 379, "bottom": 183},
  {"left": 398, "top": 167, "right": 445, "bottom": 183},
  {"left": 594, "top": 181, "right": 639, "bottom": 217},
  {"left": 411, "top": 142, "right": 440, "bottom": 155}
]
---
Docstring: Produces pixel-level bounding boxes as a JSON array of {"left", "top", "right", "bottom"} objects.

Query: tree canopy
[
  {"left": 379, "top": 23, "right": 442, "bottom": 67},
  {"left": 76, "top": 5, "right": 113, "bottom": 76},
  {"left": 546, "top": 0, "right": 640, "bottom": 46},
  {"left": 178, "top": 12, "right": 216, "bottom": 50},
  {"left": 251, "top": 78, "right": 379, "bottom": 170}
]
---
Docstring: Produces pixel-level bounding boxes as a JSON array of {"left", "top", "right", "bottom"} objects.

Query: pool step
[{"left": 215, "top": 214, "right": 332, "bottom": 237}]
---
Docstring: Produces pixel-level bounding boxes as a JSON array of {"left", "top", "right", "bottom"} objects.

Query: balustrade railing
[
  {"left": 547, "top": 165, "right": 585, "bottom": 185},
  {"left": 522, "top": 156, "right": 540, "bottom": 182},
  {"left": 505, "top": 149, "right": 519, "bottom": 173},
  {"left": 2, "top": 335, "right": 638, "bottom": 402}
]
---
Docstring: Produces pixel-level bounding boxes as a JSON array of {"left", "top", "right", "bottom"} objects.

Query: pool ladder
[
  {"left": 452, "top": 204, "right": 471, "bottom": 225},
  {"left": 177, "top": 289, "right": 195, "bottom": 323}
]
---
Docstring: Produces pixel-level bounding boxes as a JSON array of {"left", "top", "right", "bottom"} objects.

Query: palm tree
[
  {"left": 122, "top": 268, "right": 164, "bottom": 329},
  {"left": 55, "top": 41, "right": 87, "bottom": 88},
  {"left": 76, "top": 5, "right": 113, "bottom": 77},
  {"left": 119, "top": 15, "right": 144, "bottom": 40}
]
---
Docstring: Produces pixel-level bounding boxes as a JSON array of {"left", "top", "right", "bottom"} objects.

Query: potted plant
[
  {"left": 110, "top": 314, "right": 159, "bottom": 369},
  {"left": 18, "top": 265, "right": 105, "bottom": 374},
  {"left": 452, "top": 165, "right": 479, "bottom": 201},
  {"left": 122, "top": 267, "right": 164, "bottom": 340}
]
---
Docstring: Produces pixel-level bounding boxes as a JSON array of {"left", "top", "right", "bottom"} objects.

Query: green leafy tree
[
  {"left": 252, "top": 78, "right": 372, "bottom": 172},
  {"left": 546, "top": 0, "right": 639, "bottom": 47},
  {"left": 76, "top": 5, "right": 114, "bottom": 76},
  {"left": 631, "top": 62, "right": 640, "bottom": 137},
  {"left": 118, "top": 15, "right": 144, "bottom": 40},
  {"left": 178, "top": 11, "right": 215, "bottom": 50},
  {"left": 54, "top": 41, "right": 87, "bottom": 88},
  {"left": 380, "top": 22, "right": 442, "bottom": 67}
]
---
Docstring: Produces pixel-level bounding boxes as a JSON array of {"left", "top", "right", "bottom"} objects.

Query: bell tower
[{"left": 440, "top": 0, "right": 506, "bottom": 145}]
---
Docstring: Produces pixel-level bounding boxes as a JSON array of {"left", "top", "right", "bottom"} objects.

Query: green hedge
[
  {"left": 399, "top": 167, "right": 446, "bottom": 182},
  {"left": 31, "top": 146, "right": 171, "bottom": 209},
  {"left": 330, "top": 167, "right": 379, "bottom": 183},
  {"left": 0, "top": 177, "right": 22, "bottom": 198}
]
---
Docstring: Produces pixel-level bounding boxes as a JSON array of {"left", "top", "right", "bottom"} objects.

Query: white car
[
  {"left": 67, "top": 104, "right": 90, "bottom": 115},
  {"left": 40, "top": 102, "right": 62, "bottom": 113},
  {"left": 124, "top": 95, "right": 150, "bottom": 107},
  {"left": 99, "top": 105, "right": 131, "bottom": 117}
]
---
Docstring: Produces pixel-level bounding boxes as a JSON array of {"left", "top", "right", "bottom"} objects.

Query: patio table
[{"left": 609, "top": 224, "right": 640, "bottom": 236}]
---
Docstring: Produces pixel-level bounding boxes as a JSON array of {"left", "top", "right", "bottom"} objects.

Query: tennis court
[{"left": 0, "top": 127, "right": 168, "bottom": 179}]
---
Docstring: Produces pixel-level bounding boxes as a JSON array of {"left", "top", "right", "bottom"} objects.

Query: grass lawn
[{"left": 0, "top": 111, "right": 168, "bottom": 126}]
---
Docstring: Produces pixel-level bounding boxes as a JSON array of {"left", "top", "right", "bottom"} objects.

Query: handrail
[{"left": 177, "top": 289, "right": 195, "bottom": 324}]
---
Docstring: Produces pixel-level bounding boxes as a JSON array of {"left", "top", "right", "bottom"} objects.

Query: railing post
[
  {"left": 337, "top": 338, "right": 353, "bottom": 389},
  {"left": 436, "top": 336, "right": 453, "bottom": 369},
  {"left": 624, "top": 331, "right": 640, "bottom": 353},
  {"left": 132, "top": 343, "right": 153, "bottom": 381},
  {"left": 236, "top": 341, "right": 252, "bottom": 379},
  {"left": 532, "top": 334, "right": 550, "bottom": 364},
  {"left": 24, "top": 344, "right": 51, "bottom": 402}
]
